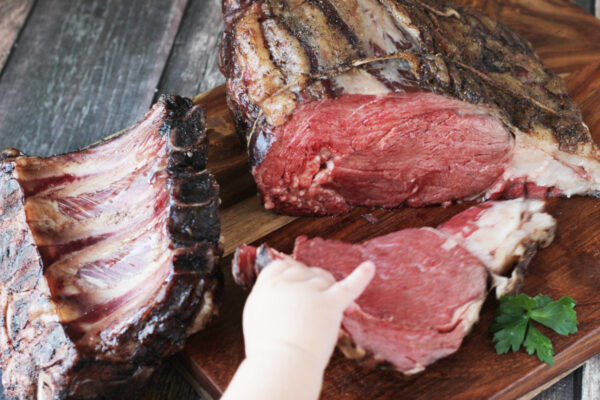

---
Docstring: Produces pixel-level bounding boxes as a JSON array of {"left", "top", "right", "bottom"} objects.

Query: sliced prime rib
[
  {"left": 232, "top": 199, "right": 556, "bottom": 373},
  {"left": 0, "top": 95, "right": 221, "bottom": 399},
  {"left": 220, "top": 0, "right": 598, "bottom": 216}
]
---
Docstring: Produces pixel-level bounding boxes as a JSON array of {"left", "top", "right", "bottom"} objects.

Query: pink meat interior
[
  {"left": 14, "top": 112, "right": 172, "bottom": 350},
  {"left": 255, "top": 92, "right": 513, "bottom": 215},
  {"left": 293, "top": 230, "right": 488, "bottom": 371}
]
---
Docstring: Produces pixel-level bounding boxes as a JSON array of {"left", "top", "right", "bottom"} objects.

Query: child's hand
[
  {"left": 222, "top": 257, "right": 375, "bottom": 400},
  {"left": 242, "top": 257, "right": 376, "bottom": 371}
]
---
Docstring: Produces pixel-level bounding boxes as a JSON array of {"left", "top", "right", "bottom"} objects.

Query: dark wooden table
[{"left": 0, "top": 0, "right": 597, "bottom": 399}]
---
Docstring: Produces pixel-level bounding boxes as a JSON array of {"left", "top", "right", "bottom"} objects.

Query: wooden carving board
[{"left": 182, "top": 1, "right": 600, "bottom": 398}]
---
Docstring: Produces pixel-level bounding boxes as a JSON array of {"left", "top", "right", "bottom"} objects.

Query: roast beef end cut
[
  {"left": 232, "top": 199, "right": 556, "bottom": 373},
  {"left": 0, "top": 95, "right": 221, "bottom": 399},
  {"left": 438, "top": 199, "right": 556, "bottom": 297},
  {"left": 222, "top": 0, "right": 600, "bottom": 216}
]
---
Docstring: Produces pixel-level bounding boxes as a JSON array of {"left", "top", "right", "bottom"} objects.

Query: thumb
[{"left": 328, "top": 261, "right": 375, "bottom": 306}]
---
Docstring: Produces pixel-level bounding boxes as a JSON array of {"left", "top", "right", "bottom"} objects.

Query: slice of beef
[
  {"left": 220, "top": 0, "right": 598, "bottom": 216},
  {"left": 232, "top": 199, "right": 556, "bottom": 373},
  {"left": 0, "top": 95, "right": 221, "bottom": 400}
]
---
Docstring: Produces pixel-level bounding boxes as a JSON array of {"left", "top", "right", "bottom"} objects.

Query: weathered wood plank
[
  {"left": 0, "top": 0, "right": 35, "bottom": 72},
  {"left": 534, "top": 368, "right": 581, "bottom": 400},
  {"left": 0, "top": 0, "right": 188, "bottom": 156},
  {"left": 582, "top": 355, "right": 600, "bottom": 400},
  {"left": 0, "top": 1, "right": 201, "bottom": 398},
  {"left": 574, "top": 0, "right": 594, "bottom": 13},
  {"left": 156, "top": 0, "right": 225, "bottom": 99}
]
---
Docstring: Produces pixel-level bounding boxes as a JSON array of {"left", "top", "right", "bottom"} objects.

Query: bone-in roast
[
  {"left": 221, "top": 0, "right": 598, "bottom": 216},
  {"left": 0, "top": 95, "right": 221, "bottom": 399},
  {"left": 233, "top": 200, "right": 555, "bottom": 372}
]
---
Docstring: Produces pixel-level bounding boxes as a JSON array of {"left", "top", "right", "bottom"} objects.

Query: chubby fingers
[
  {"left": 260, "top": 258, "right": 336, "bottom": 285},
  {"left": 259, "top": 257, "right": 302, "bottom": 281},
  {"left": 328, "top": 261, "right": 375, "bottom": 306}
]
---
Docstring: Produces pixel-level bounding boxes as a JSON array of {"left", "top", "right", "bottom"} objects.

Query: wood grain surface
[
  {"left": 572, "top": 0, "right": 595, "bottom": 13},
  {"left": 182, "top": 1, "right": 600, "bottom": 399},
  {"left": 582, "top": 354, "right": 600, "bottom": 399},
  {"left": 185, "top": 57, "right": 600, "bottom": 400},
  {"left": 0, "top": 0, "right": 187, "bottom": 156},
  {"left": 0, "top": 0, "right": 34, "bottom": 72},
  {"left": 530, "top": 368, "right": 582, "bottom": 400},
  {"left": 0, "top": 0, "right": 597, "bottom": 399},
  {"left": 156, "top": 0, "right": 225, "bottom": 99}
]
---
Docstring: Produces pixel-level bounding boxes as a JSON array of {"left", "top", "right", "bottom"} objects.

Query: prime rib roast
[
  {"left": 220, "top": 0, "right": 599, "bottom": 216},
  {"left": 0, "top": 95, "right": 221, "bottom": 399},
  {"left": 233, "top": 199, "right": 556, "bottom": 373}
]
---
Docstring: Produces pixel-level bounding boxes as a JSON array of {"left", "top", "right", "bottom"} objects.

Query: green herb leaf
[
  {"left": 500, "top": 294, "right": 538, "bottom": 315},
  {"left": 530, "top": 296, "right": 578, "bottom": 336},
  {"left": 533, "top": 295, "right": 553, "bottom": 308},
  {"left": 523, "top": 322, "right": 554, "bottom": 365},
  {"left": 492, "top": 294, "right": 578, "bottom": 365},
  {"left": 493, "top": 315, "right": 529, "bottom": 353}
]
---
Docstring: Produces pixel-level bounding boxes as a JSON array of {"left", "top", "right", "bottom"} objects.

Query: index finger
[{"left": 327, "top": 261, "right": 376, "bottom": 306}]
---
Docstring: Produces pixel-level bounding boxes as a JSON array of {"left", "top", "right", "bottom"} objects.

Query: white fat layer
[
  {"left": 455, "top": 199, "right": 555, "bottom": 274},
  {"left": 325, "top": 0, "right": 411, "bottom": 55},
  {"left": 262, "top": 151, "right": 342, "bottom": 212},
  {"left": 500, "top": 134, "right": 600, "bottom": 196},
  {"left": 187, "top": 291, "right": 216, "bottom": 336},
  {"left": 444, "top": 293, "right": 486, "bottom": 334},
  {"left": 403, "top": 295, "right": 485, "bottom": 376},
  {"left": 14, "top": 107, "right": 162, "bottom": 181},
  {"left": 404, "top": 366, "right": 426, "bottom": 375},
  {"left": 333, "top": 69, "right": 391, "bottom": 95},
  {"left": 372, "top": 61, "right": 409, "bottom": 84},
  {"left": 441, "top": 236, "right": 458, "bottom": 251},
  {"left": 450, "top": 297, "right": 486, "bottom": 344},
  {"left": 48, "top": 226, "right": 171, "bottom": 322},
  {"left": 493, "top": 270, "right": 522, "bottom": 298},
  {"left": 25, "top": 181, "right": 163, "bottom": 246},
  {"left": 379, "top": 0, "right": 421, "bottom": 42},
  {"left": 355, "top": 0, "right": 410, "bottom": 53}
]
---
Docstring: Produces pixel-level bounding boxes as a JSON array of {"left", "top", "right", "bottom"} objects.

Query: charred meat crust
[
  {"left": 336, "top": 331, "right": 395, "bottom": 371},
  {"left": 232, "top": 243, "right": 277, "bottom": 289},
  {"left": 221, "top": 0, "right": 592, "bottom": 164},
  {"left": 0, "top": 95, "right": 222, "bottom": 400},
  {"left": 336, "top": 330, "right": 386, "bottom": 368},
  {"left": 493, "top": 235, "right": 554, "bottom": 298}
]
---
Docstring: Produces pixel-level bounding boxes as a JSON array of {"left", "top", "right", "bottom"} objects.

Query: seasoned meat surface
[{"left": 221, "top": 0, "right": 599, "bottom": 216}]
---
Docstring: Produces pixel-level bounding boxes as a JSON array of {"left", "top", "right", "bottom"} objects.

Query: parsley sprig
[{"left": 491, "top": 294, "right": 578, "bottom": 365}]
